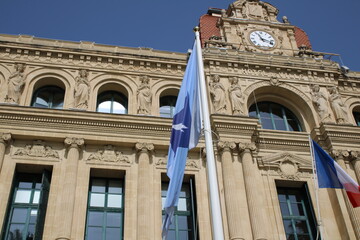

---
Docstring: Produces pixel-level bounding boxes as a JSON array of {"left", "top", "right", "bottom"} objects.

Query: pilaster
[{"left": 0, "top": 133, "right": 11, "bottom": 172}]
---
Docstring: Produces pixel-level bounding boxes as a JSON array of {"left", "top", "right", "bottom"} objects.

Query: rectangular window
[
  {"left": 277, "top": 184, "right": 318, "bottom": 240},
  {"left": 162, "top": 178, "right": 197, "bottom": 240},
  {"left": 85, "top": 178, "right": 124, "bottom": 240},
  {"left": 3, "top": 170, "right": 51, "bottom": 240}
]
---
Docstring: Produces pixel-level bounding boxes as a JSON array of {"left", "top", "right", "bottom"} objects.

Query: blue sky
[{"left": 0, "top": 0, "right": 359, "bottom": 71}]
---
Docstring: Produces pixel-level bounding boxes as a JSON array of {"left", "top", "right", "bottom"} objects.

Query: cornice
[
  {"left": 255, "top": 130, "right": 310, "bottom": 148},
  {"left": 318, "top": 123, "right": 360, "bottom": 150}
]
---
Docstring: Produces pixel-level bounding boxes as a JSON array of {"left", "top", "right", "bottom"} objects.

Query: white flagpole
[
  {"left": 308, "top": 135, "right": 324, "bottom": 240},
  {"left": 194, "top": 26, "right": 225, "bottom": 240}
]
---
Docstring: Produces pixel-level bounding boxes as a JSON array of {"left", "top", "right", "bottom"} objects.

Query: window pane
[
  {"left": 87, "top": 227, "right": 102, "bottom": 240},
  {"left": 112, "top": 101, "right": 126, "bottom": 114},
  {"left": 26, "top": 224, "right": 35, "bottom": 239},
  {"left": 11, "top": 208, "right": 28, "bottom": 223},
  {"left": 107, "top": 194, "right": 122, "bottom": 208},
  {"left": 261, "top": 118, "right": 274, "bottom": 130},
  {"left": 88, "top": 211, "right": 104, "bottom": 226},
  {"left": 295, "top": 220, "right": 309, "bottom": 234},
  {"left": 90, "top": 193, "right": 105, "bottom": 207},
  {"left": 166, "top": 230, "right": 176, "bottom": 240},
  {"left": 274, "top": 119, "right": 287, "bottom": 131},
  {"left": 106, "top": 228, "right": 121, "bottom": 240},
  {"left": 14, "top": 190, "right": 32, "bottom": 203},
  {"left": 106, "top": 212, "right": 121, "bottom": 227},
  {"left": 177, "top": 215, "right": 189, "bottom": 230},
  {"left": 98, "top": 101, "right": 112, "bottom": 113},
  {"left": 18, "top": 181, "right": 33, "bottom": 189},
  {"left": 8, "top": 224, "right": 25, "bottom": 240},
  {"left": 29, "top": 210, "right": 37, "bottom": 224},
  {"left": 177, "top": 198, "right": 187, "bottom": 211},
  {"left": 32, "top": 190, "right": 40, "bottom": 204},
  {"left": 283, "top": 220, "right": 294, "bottom": 234},
  {"left": 291, "top": 203, "right": 305, "bottom": 216},
  {"left": 286, "top": 234, "right": 296, "bottom": 240},
  {"left": 280, "top": 202, "right": 290, "bottom": 216},
  {"left": 297, "top": 235, "right": 311, "bottom": 240},
  {"left": 91, "top": 179, "right": 106, "bottom": 192},
  {"left": 108, "top": 181, "right": 122, "bottom": 194},
  {"left": 179, "top": 230, "right": 190, "bottom": 240}
]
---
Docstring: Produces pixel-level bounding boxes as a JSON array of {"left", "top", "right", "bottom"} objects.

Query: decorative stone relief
[
  {"left": 0, "top": 133, "right": 12, "bottom": 145},
  {"left": 13, "top": 140, "right": 60, "bottom": 159},
  {"left": 64, "top": 137, "right": 84, "bottom": 149},
  {"left": 238, "top": 142, "right": 257, "bottom": 153},
  {"left": 155, "top": 155, "right": 200, "bottom": 170},
  {"left": 74, "top": 69, "right": 90, "bottom": 110},
  {"left": 137, "top": 75, "right": 152, "bottom": 115},
  {"left": 328, "top": 86, "right": 348, "bottom": 124},
  {"left": 269, "top": 76, "right": 281, "bottom": 86},
  {"left": 135, "top": 142, "right": 154, "bottom": 152},
  {"left": 310, "top": 84, "right": 332, "bottom": 123},
  {"left": 260, "top": 152, "right": 312, "bottom": 180},
  {"left": 209, "top": 74, "right": 227, "bottom": 114},
  {"left": 5, "top": 63, "right": 27, "bottom": 104},
  {"left": 87, "top": 145, "right": 131, "bottom": 164},
  {"left": 228, "top": 77, "right": 245, "bottom": 115},
  {"left": 217, "top": 141, "right": 237, "bottom": 153}
]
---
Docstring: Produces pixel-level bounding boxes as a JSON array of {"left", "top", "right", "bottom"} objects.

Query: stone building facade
[{"left": 0, "top": 0, "right": 359, "bottom": 239}]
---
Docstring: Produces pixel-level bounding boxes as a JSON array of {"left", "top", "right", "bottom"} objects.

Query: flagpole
[
  {"left": 194, "top": 26, "right": 225, "bottom": 240},
  {"left": 308, "top": 136, "right": 324, "bottom": 240}
]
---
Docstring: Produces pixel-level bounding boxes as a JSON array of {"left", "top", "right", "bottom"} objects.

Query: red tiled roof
[
  {"left": 294, "top": 26, "right": 312, "bottom": 49},
  {"left": 199, "top": 14, "right": 220, "bottom": 48}
]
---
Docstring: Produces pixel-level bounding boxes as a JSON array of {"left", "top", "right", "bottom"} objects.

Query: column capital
[
  {"left": 64, "top": 137, "right": 84, "bottom": 149},
  {"left": 217, "top": 141, "right": 236, "bottom": 152},
  {"left": 331, "top": 149, "right": 355, "bottom": 161},
  {"left": 0, "top": 132, "right": 12, "bottom": 145},
  {"left": 135, "top": 142, "right": 154, "bottom": 152},
  {"left": 238, "top": 142, "right": 256, "bottom": 153}
]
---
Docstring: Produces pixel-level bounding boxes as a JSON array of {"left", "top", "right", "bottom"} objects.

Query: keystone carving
[
  {"left": 14, "top": 140, "right": 59, "bottom": 159},
  {"left": 87, "top": 145, "right": 131, "bottom": 164}
]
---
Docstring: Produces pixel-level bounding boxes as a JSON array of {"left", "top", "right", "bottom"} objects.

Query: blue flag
[{"left": 162, "top": 41, "right": 202, "bottom": 238}]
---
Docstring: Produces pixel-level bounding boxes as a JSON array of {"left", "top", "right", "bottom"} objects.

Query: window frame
[
  {"left": 249, "top": 101, "right": 303, "bottom": 132},
  {"left": 159, "top": 95, "right": 177, "bottom": 118},
  {"left": 96, "top": 91, "right": 128, "bottom": 114},
  {"left": 31, "top": 86, "right": 65, "bottom": 109},
  {"left": 161, "top": 178, "right": 197, "bottom": 240},
  {"left": 85, "top": 178, "right": 125, "bottom": 240}
]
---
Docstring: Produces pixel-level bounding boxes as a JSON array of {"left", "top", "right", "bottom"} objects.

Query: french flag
[{"left": 312, "top": 140, "right": 360, "bottom": 208}]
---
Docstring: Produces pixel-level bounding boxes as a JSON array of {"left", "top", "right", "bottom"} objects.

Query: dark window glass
[
  {"left": 85, "top": 178, "right": 124, "bottom": 240},
  {"left": 277, "top": 185, "right": 318, "bottom": 240},
  {"left": 31, "top": 86, "right": 65, "bottom": 109},
  {"left": 249, "top": 102, "right": 302, "bottom": 131},
  {"left": 353, "top": 111, "right": 360, "bottom": 126},
  {"left": 160, "top": 96, "right": 177, "bottom": 118},
  {"left": 4, "top": 171, "right": 51, "bottom": 240},
  {"left": 162, "top": 179, "right": 197, "bottom": 240},
  {"left": 97, "top": 91, "right": 128, "bottom": 114}
]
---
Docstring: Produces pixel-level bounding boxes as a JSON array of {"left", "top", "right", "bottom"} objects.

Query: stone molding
[
  {"left": 12, "top": 140, "right": 60, "bottom": 161},
  {"left": 86, "top": 145, "right": 131, "bottom": 165}
]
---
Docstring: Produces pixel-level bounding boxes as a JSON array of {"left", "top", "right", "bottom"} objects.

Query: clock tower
[{"left": 201, "top": 0, "right": 311, "bottom": 56}]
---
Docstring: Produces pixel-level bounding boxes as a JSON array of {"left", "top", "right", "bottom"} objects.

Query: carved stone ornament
[
  {"left": 0, "top": 133, "right": 12, "bottom": 144},
  {"left": 228, "top": 77, "right": 245, "bottom": 115},
  {"left": 155, "top": 155, "right": 200, "bottom": 170},
  {"left": 328, "top": 86, "right": 349, "bottom": 124},
  {"left": 310, "top": 84, "right": 332, "bottom": 123},
  {"left": 238, "top": 142, "right": 257, "bottom": 152},
  {"left": 217, "top": 141, "right": 236, "bottom": 152},
  {"left": 209, "top": 74, "right": 227, "bottom": 114},
  {"left": 64, "top": 137, "right": 84, "bottom": 149},
  {"left": 260, "top": 152, "right": 312, "bottom": 180},
  {"left": 135, "top": 142, "right": 154, "bottom": 152},
  {"left": 5, "top": 63, "right": 27, "bottom": 104},
  {"left": 87, "top": 145, "right": 131, "bottom": 164},
  {"left": 74, "top": 69, "right": 90, "bottom": 110},
  {"left": 269, "top": 76, "right": 281, "bottom": 86},
  {"left": 137, "top": 75, "right": 152, "bottom": 115},
  {"left": 13, "top": 140, "right": 59, "bottom": 159},
  {"left": 228, "top": 0, "right": 279, "bottom": 22}
]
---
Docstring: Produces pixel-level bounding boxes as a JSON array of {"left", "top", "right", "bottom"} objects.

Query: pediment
[{"left": 226, "top": 0, "right": 279, "bottom": 22}]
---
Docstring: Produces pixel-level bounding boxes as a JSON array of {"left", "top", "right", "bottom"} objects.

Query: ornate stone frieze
[
  {"left": 86, "top": 145, "right": 131, "bottom": 165},
  {"left": 155, "top": 155, "right": 200, "bottom": 170},
  {"left": 13, "top": 140, "right": 60, "bottom": 160},
  {"left": 259, "top": 152, "right": 312, "bottom": 180}
]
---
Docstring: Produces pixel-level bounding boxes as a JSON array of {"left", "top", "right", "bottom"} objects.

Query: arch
[
  {"left": 153, "top": 82, "right": 180, "bottom": 117},
  {"left": 245, "top": 82, "right": 317, "bottom": 131},
  {"left": 31, "top": 85, "right": 65, "bottom": 109},
  {"left": 91, "top": 74, "right": 135, "bottom": 114},
  {"left": 23, "top": 68, "right": 73, "bottom": 107},
  {"left": 346, "top": 97, "right": 360, "bottom": 126}
]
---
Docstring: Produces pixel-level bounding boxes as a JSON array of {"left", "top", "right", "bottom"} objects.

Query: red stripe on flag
[{"left": 346, "top": 190, "right": 360, "bottom": 208}]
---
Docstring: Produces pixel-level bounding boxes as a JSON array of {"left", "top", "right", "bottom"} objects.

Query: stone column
[
  {"left": 0, "top": 133, "right": 11, "bottom": 172},
  {"left": 56, "top": 137, "right": 84, "bottom": 240},
  {"left": 218, "top": 141, "right": 244, "bottom": 240},
  {"left": 332, "top": 150, "right": 360, "bottom": 239},
  {"left": 239, "top": 142, "right": 267, "bottom": 240},
  {"left": 135, "top": 142, "right": 154, "bottom": 240},
  {"left": 349, "top": 151, "right": 360, "bottom": 183}
]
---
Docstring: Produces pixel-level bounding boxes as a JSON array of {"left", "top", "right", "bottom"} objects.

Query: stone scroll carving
[
  {"left": 155, "top": 155, "right": 200, "bottom": 170},
  {"left": 5, "top": 63, "right": 27, "bottom": 104},
  {"left": 137, "top": 75, "right": 152, "bottom": 115},
  {"left": 87, "top": 145, "right": 131, "bottom": 164},
  {"left": 328, "top": 86, "right": 348, "bottom": 124},
  {"left": 310, "top": 84, "right": 332, "bottom": 123},
  {"left": 228, "top": 77, "right": 245, "bottom": 115},
  {"left": 13, "top": 140, "right": 59, "bottom": 159},
  {"left": 74, "top": 69, "right": 90, "bottom": 110},
  {"left": 209, "top": 75, "right": 227, "bottom": 114}
]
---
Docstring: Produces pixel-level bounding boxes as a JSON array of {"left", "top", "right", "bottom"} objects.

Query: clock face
[{"left": 249, "top": 31, "right": 276, "bottom": 49}]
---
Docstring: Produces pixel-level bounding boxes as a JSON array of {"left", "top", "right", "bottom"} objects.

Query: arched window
[
  {"left": 31, "top": 86, "right": 65, "bottom": 109},
  {"left": 353, "top": 111, "right": 360, "bottom": 126},
  {"left": 160, "top": 96, "right": 177, "bottom": 118},
  {"left": 97, "top": 91, "right": 128, "bottom": 114},
  {"left": 249, "top": 101, "right": 302, "bottom": 131}
]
